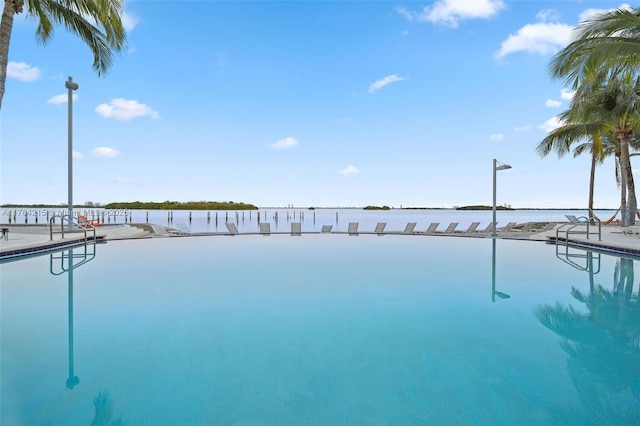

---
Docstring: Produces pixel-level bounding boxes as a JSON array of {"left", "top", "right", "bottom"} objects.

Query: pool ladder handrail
[
  {"left": 49, "top": 214, "right": 96, "bottom": 245},
  {"left": 555, "top": 216, "right": 601, "bottom": 246}
]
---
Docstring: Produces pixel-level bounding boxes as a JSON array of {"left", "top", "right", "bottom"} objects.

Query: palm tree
[
  {"left": 536, "top": 77, "right": 611, "bottom": 220},
  {"left": 597, "top": 75, "right": 640, "bottom": 225},
  {"left": 550, "top": 7, "right": 640, "bottom": 88},
  {"left": 550, "top": 6, "right": 640, "bottom": 225},
  {"left": 0, "top": 0, "right": 127, "bottom": 110},
  {"left": 536, "top": 114, "right": 604, "bottom": 220}
]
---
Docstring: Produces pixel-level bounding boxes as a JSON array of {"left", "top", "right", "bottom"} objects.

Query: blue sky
[{"left": 1, "top": 0, "right": 636, "bottom": 208}]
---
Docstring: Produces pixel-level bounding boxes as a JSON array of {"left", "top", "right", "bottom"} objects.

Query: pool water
[{"left": 1, "top": 236, "right": 638, "bottom": 425}]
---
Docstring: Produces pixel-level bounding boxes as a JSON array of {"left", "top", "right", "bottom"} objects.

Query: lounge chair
[
  {"left": 483, "top": 223, "right": 496, "bottom": 233},
  {"left": 291, "top": 222, "right": 302, "bottom": 236},
  {"left": 78, "top": 215, "right": 100, "bottom": 227},
  {"left": 321, "top": 225, "right": 333, "bottom": 233},
  {"left": 501, "top": 222, "right": 518, "bottom": 232},
  {"left": 622, "top": 226, "right": 640, "bottom": 237},
  {"left": 463, "top": 222, "right": 480, "bottom": 233},
  {"left": 442, "top": 222, "right": 458, "bottom": 233},
  {"left": 374, "top": 222, "right": 387, "bottom": 235},
  {"left": 565, "top": 215, "right": 587, "bottom": 223},
  {"left": 518, "top": 222, "right": 536, "bottom": 232},
  {"left": 348, "top": 222, "right": 359, "bottom": 236},
  {"left": 175, "top": 223, "right": 192, "bottom": 235},
  {"left": 403, "top": 222, "right": 416, "bottom": 234},
  {"left": 538, "top": 223, "right": 557, "bottom": 232},
  {"left": 260, "top": 222, "right": 271, "bottom": 235},
  {"left": 225, "top": 223, "right": 239, "bottom": 235},
  {"left": 425, "top": 223, "right": 439, "bottom": 234}
]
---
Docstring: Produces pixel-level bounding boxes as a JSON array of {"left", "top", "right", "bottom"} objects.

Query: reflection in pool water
[{"left": 1, "top": 236, "right": 638, "bottom": 425}]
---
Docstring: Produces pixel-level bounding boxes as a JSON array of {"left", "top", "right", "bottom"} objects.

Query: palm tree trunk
[
  {"left": 588, "top": 148, "right": 597, "bottom": 219},
  {"left": 619, "top": 131, "right": 637, "bottom": 226},
  {"left": 0, "top": 0, "right": 23, "bottom": 111}
]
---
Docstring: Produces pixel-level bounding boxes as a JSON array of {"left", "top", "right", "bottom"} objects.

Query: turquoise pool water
[{"left": 1, "top": 236, "right": 638, "bottom": 425}]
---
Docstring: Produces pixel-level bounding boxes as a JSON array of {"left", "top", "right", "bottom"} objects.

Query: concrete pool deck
[{"left": 0, "top": 222, "right": 638, "bottom": 260}]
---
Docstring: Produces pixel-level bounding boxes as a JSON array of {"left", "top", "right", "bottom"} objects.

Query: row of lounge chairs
[{"left": 221, "top": 221, "right": 556, "bottom": 236}]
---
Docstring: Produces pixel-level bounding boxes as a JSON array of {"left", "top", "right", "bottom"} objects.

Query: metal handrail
[
  {"left": 49, "top": 214, "right": 96, "bottom": 244},
  {"left": 555, "top": 216, "right": 602, "bottom": 248}
]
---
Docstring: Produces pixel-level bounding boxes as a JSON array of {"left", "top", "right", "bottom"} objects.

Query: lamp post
[
  {"left": 66, "top": 76, "right": 79, "bottom": 229},
  {"left": 492, "top": 158, "right": 511, "bottom": 237}
]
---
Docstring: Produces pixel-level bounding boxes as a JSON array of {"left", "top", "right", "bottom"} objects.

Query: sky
[{"left": 1, "top": 0, "right": 638, "bottom": 209}]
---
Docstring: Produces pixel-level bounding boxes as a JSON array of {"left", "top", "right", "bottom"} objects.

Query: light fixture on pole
[
  {"left": 66, "top": 76, "right": 79, "bottom": 229},
  {"left": 492, "top": 158, "right": 511, "bottom": 237}
]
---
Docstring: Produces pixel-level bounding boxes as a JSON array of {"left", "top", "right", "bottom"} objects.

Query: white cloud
[
  {"left": 122, "top": 11, "right": 139, "bottom": 32},
  {"left": 47, "top": 93, "right": 78, "bottom": 105},
  {"left": 546, "top": 99, "right": 561, "bottom": 108},
  {"left": 340, "top": 165, "right": 360, "bottom": 176},
  {"left": 91, "top": 146, "right": 120, "bottom": 158},
  {"left": 368, "top": 74, "right": 405, "bottom": 94},
  {"left": 7, "top": 61, "right": 40, "bottom": 81},
  {"left": 72, "top": 151, "right": 83, "bottom": 159},
  {"left": 578, "top": 4, "right": 632, "bottom": 22},
  {"left": 536, "top": 9, "right": 562, "bottom": 22},
  {"left": 560, "top": 88, "right": 575, "bottom": 100},
  {"left": 397, "top": 0, "right": 505, "bottom": 28},
  {"left": 95, "top": 98, "right": 159, "bottom": 120},
  {"left": 271, "top": 136, "right": 299, "bottom": 150},
  {"left": 538, "top": 116, "right": 564, "bottom": 133},
  {"left": 515, "top": 125, "right": 532, "bottom": 132},
  {"left": 495, "top": 10, "right": 572, "bottom": 59},
  {"left": 490, "top": 133, "right": 504, "bottom": 141}
]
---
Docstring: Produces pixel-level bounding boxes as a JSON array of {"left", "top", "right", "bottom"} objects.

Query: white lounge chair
[
  {"left": 175, "top": 223, "right": 192, "bottom": 235},
  {"left": 348, "top": 222, "right": 359, "bottom": 236},
  {"left": 403, "top": 222, "right": 416, "bottom": 234},
  {"left": 374, "top": 222, "right": 387, "bottom": 235},
  {"left": 501, "top": 222, "right": 518, "bottom": 232},
  {"left": 622, "top": 226, "right": 640, "bottom": 237},
  {"left": 425, "top": 223, "right": 439, "bottom": 234},
  {"left": 291, "top": 222, "right": 302, "bottom": 236},
  {"left": 565, "top": 215, "right": 587, "bottom": 223},
  {"left": 225, "top": 223, "right": 239, "bottom": 235},
  {"left": 150, "top": 224, "right": 174, "bottom": 237},
  {"left": 463, "top": 222, "right": 480, "bottom": 233},
  {"left": 442, "top": 222, "right": 458, "bottom": 233},
  {"left": 260, "top": 223, "right": 271, "bottom": 235},
  {"left": 483, "top": 223, "right": 496, "bottom": 233}
]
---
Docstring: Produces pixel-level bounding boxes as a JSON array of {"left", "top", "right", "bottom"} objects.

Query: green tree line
[{"left": 103, "top": 201, "right": 258, "bottom": 210}]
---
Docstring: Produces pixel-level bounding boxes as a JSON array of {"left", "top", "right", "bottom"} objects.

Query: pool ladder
[
  {"left": 554, "top": 216, "right": 602, "bottom": 272},
  {"left": 49, "top": 214, "right": 97, "bottom": 245},
  {"left": 555, "top": 216, "right": 601, "bottom": 245}
]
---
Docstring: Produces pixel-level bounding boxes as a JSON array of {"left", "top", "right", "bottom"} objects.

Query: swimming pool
[{"left": 1, "top": 236, "right": 638, "bottom": 425}]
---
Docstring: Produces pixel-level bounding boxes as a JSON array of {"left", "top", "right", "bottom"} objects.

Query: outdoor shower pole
[
  {"left": 492, "top": 159, "right": 497, "bottom": 237},
  {"left": 492, "top": 158, "right": 512, "bottom": 237},
  {"left": 66, "top": 76, "right": 79, "bottom": 229}
]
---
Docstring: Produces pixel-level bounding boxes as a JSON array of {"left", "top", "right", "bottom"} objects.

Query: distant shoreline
[{"left": 0, "top": 204, "right": 616, "bottom": 211}]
